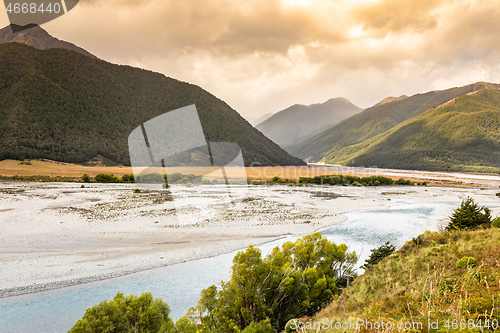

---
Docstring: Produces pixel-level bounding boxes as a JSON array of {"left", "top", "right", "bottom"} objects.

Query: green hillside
[
  {"left": 0, "top": 42, "right": 305, "bottom": 167},
  {"left": 321, "top": 88, "right": 500, "bottom": 172},
  {"left": 289, "top": 82, "right": 500, "bottom": 165},
  {"left": 309, "top": 227, "right": 500, "bottom": 332}
]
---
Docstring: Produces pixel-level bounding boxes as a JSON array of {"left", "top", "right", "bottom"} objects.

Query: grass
[
  {"left": 0, "top": 159, "right": 482, "bottom": 188},
  {"left": 302, "top": 228, "right": 500, "bottom": 332}
]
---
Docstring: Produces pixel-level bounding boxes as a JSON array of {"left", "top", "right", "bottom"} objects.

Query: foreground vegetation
[
  {"left": 302, "top": 199, "right": 500, "bottom": 332},
  {"left": 69, "top": 198, "right": 500, "bottom": 332},
  {"left": 305, "top": 228, "right": 500, "bottom": 332},
  {"left": 70, "top": 233, "right": 358, "bottom": 333}
]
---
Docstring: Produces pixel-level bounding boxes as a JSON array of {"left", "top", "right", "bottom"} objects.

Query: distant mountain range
[
  {"left": 249, "top": 112, "right": 273, "bottom": 126},
  {"left": 256, "top": 98, "right": 363, "bottom": 147},
  {"left": 289, "top": 82, "right": 500, "bottom": 172},
  {"left": 0, "top": 25, "right": 304, "bottom": 167}
]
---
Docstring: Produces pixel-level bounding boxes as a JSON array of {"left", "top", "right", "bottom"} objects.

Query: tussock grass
[{"left": 309, "top": 228, "right": 500, "bottom": 332}]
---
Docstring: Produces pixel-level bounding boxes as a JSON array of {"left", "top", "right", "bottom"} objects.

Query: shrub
[
  {"left": 445, "top": 197, "right": 492, "bottom": 231},
  {"left": 81, "top": 173, "right": 91, "bottom": 183},
  {"left": 456, "top": 256, "right": 476, "bottom": 269},
  {"left": 191, "top": 233, "right": 357, "bottom": 332},
  {"left": 362, "top": 241, "right": 396, "bottom": 269},
  {"left": 69, "top": 292, "right": 174, "bottom": 333},
  {"left": 94, "top": 173, "right": 122, "bottom": 183},
  {"left": 395, "top": 178, "right": 413, "bottom": 185},
  {"left": 133, "top": 188, "right": 141, "bottom": 193},
  {"left": 240, "top": 319, "right": 274, "bottom": 333},
  {"left": 492, "top": 217, "right": 500, "bottom": 228},
  {"left": 121, "top": 174, "right": 135, "bottom": 183},
  {"left": 438, "top": 278, "right": 457, "bottom": 296}
]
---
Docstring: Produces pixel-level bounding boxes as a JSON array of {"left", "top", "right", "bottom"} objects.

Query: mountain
[
  {"left": 256, "top": 98, "right": 363, "bottom": 147},
  {"left": 375, "top": 95, "right": 408, "bottom": 106},
  {"left": 0, "top": 24, "right": 96, "bottom": 58},
  {"left": 289, "top": 82, "right": 500, "bottom": 165},
  {"left": 320, "top": 88, "right": 500, "bottom": 172},
  {"left": 0, "top": 30, "right": 305, "bottom": 167},
  {"left": 249, "top": 112, "right": 273, "bottom": 126}
]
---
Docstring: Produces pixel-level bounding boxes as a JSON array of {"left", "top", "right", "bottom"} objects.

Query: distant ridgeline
[
  {"left": 0, "top": 34, "right": 304, "bottom": 167},
  {"left": 290, "top": 83, "right": 500, "bottom": 173}
]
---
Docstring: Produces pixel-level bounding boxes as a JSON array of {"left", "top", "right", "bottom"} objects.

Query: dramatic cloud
[{"left": 1, "top": 0, "right": 500, "bottom": 121}]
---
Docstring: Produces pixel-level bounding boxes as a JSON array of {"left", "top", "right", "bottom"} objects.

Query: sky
[{"left": 2, "top": 0, "right": 500, "bottom": 123}]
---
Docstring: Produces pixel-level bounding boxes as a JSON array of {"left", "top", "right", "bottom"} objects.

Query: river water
[{"left": 0, "top": 197, "right": 458, "bottom": 333}]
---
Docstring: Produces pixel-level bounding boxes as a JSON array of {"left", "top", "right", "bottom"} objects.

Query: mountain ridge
[
  {"left": 289, "top": 82, "right": 500, "bottom": 166},
  {"left": 256, "top": 97, "right": 363, "bottom": 147},
  {"left": 0, "top": 24, "right": 97, "bottom": 58},
  {"left": 320, "top": 88, "right": 500, "bottom": 172},
  {"left": 0, "top": 30, "right": 305, "bottom": 167}
]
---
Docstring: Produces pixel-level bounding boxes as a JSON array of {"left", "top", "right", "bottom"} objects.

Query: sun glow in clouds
[{"left": 282, "top": 0, "right": 312, "bottom": 8}]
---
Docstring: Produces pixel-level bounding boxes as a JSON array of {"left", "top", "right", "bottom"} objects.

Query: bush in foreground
[
  {"left": 69, "top": 292, "right": 174, "bottom": 333},
  {"left": 446, "top": 197, "right": 492, "bottom": 231},
  {"left": 361, "top": 241, "right": 396, "bottom": 270},
  {"left": 188, "top": 232, "right": 358, "bottom": 332}
]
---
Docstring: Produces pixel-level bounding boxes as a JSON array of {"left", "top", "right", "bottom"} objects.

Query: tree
[
  {"left": 362, "top": 241, "right": 396, "bottom": 270},
  {"left": 446, "top": 197, "right": 492, "bottom": 231},
  {"left": 240, "top": 319, "right": 274, "bottom": 333},
  {"left": 189, "top": 232, "right": 357, "bottom": 332},
  {"left": 69, "top": 292, "right": 174, "bottom": 333},
  {"left": 95, "top": 173, "right": 122, "bottom": 183},
  {"left": 81, "top": 173, "right": 91, "bottom": 183}
]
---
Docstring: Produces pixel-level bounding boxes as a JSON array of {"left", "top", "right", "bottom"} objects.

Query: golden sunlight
[{"left": 281, "top": 0, "right": 312, "bottom": 8}]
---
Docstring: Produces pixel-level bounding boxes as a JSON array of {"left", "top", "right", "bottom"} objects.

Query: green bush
[
  {"left": 362, "top": 241, "right": 396, "bottom": 269},
  {"left": 456, "top": 256, "right": 476, "bottom": 269},
  {"left": 133, "top": 188, "right": 141, "bottom": 193},
  {"left": 69, "top": 292, "right": 174, "bottom": 333},
  {"left": 395, "top": 178, "right": 413, "bottom": 185},
  {"left": 446, "top": 197, "right": 492, "bottom": 231},
  {"left": 121, "top": 174, "right": 135, "bottom": 183},
  {"left": 190, "top": 232, "right": 357, "bottom": 332},
  {"left": 492, "top": 217, "right": 500, "bottom": 228},
  {"left": 174, "top": 316, "right": 197, "bottom": 333},
  {"left": 81, "top": 173, "right": 91, "bottom": 183},
  {"left": 438, "top": 278, "right": 457, "bottom": 296},
  {"left": 240, "top": 319, "right": 274, "bottom": 333},
  {"left": 94, "top": 173, "right": 122, "bottom": 183}
]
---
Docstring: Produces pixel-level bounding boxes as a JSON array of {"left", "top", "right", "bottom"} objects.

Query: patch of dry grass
[{"left": 304, "top": 228, "right": 500, "bottom": 332}]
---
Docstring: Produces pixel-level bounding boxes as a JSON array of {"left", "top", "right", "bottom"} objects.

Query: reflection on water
[{"left": 0, "top": 202, "right": 453, "bottom": 333}]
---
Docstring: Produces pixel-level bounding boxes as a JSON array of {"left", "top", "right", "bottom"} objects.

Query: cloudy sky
[{"left": 2, "top": 0, "right": 500, "bottom": 122}]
